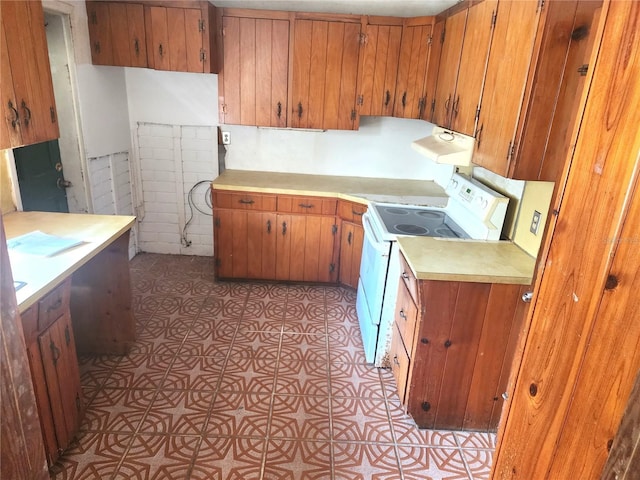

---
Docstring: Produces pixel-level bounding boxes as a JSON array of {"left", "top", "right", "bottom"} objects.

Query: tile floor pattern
[{"left": 50, "top": 254, "right": 495, "bottom": 480}]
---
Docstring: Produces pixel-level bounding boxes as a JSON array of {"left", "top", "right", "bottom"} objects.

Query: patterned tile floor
[{"left": 50, "top": 253, "right": 495, "bottom": 480}]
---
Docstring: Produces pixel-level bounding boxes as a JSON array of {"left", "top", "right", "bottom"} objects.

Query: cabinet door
[
  {"left": 1, "top": 24, "right": 21, "bottom": 148},
  {"left": 86, "top": 1, "right": 114, "bottom": 65},
  {"left": 214, "top": 208, "right": 238, "bottom": 278},
  {"left": 291, "top": 19, "right": 361, "bottom": 130},
  {"left": 473, "top": 0, "right": 541, "bottom": 176},
  {"left": 359, "top": 24, "right": 402, "bottom": 117},
  {"left": 302, "top": 215, "right": 338, "bottom": 283},
  {"left": 1, "top": 1, "right": 58, "bottom": 149},
  {"left": 432, "top": 9, "right": 467, "bottom": 128},
  {"left": 38, "top": 312, "right": 83, "bottom": 456},
  {"left": 422, "top": 19, "right": 444, "bottom": 122},
  {"left": 449, "top": 0, "right": 497, "bottom": 136},
  {"left": 394, "top": 24, "right": 432, "bottom": 119},
  {"left": 111, "top": 3, "right": 147, "bottom": 68},
  {"left": 247, "top": 211, "right": 278, "bottom": 280},
  {"left": 221, "top": 16, "right": 289, "bottom": 127},
  {"left": 339, "top": 221, "right": 364, "bottom": 289},
  {"left": 147, "top": 6, "right": 204, "bottom": 73}
]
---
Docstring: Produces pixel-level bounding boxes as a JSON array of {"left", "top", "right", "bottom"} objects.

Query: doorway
[{"left": 13, "top": 139, "right": 69, "bottom": 212}]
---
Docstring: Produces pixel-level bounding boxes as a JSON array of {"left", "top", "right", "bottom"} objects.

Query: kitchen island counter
[
  {"left": 212, "top": 169, "right": 449, "bottom": 206},
  {"left": 398, "top": 236, "right": 536, "bottom": 285}
]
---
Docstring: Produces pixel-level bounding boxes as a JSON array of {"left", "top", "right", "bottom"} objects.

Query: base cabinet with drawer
[
  {"left": 213, "top": 190, "right": 339, "bottom": 283},
  {"left": 390, "top": 251, "right": 526, "bottom": 431},
  {"left": 21, "top": 279, "right": 83, "bottom": 465}
]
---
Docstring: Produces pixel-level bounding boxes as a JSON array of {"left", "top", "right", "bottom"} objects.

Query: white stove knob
[{"left": 450, "top": 179, "right": 459, "bottom": 189}]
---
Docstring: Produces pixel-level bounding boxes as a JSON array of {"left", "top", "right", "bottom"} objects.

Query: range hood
[{"left": 411, "top": 126, "right": 476, "bottom": 166}]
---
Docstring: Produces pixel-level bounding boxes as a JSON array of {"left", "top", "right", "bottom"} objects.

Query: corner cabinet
[
  {"left": 213, "top": 190, "right": 339, "bottom": 283},
  {"left": 85, "top": 0, "right": 220, "bottom": 73},
  {"left": 337, "top": 199, "right": 367, "bottom": 289},
  {"left": 390, "top": 251, "right": 526, "bottom": 431},
  {"left": 290, "top": 17, "right": 362, "bottom": 130},
  {"left": 1, "top": 0, "right": 59, "bottom": 150},
  {"left": 219, "top": 10, "right": 290, "bottom": 127},
  {"left": 21, "top": 279, "right": 83, "bottom": 465}
]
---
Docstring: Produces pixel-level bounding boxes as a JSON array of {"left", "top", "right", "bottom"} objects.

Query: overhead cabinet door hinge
[
  {"left": 332, "top": 224, "right": 338, "bottom": 235},
  {"left": 577, "top": 64, "right": 589, "bottom": 76},
  {"left": 199, "top": 18, "right": 205, "bottom": 32},
  {"left": 427, "top": 34, "right": 433, "bottom": 46},
  {"left": 357, "top": 95, "right": 364, "bottom": 106},
  {"left": 491, "top": 10, "right": 497, "bottom": 28},
  {"left": 200, "top": 49, "right": 206, "bottom": 62},
  {"left": 440, "top": 28, "right": 446, "bottom": 44},
  {"left": 537, "top": 0, "right": 546, "bottom": 12},
  {"left": 329, "top": 263, "right": 335, "bottom": 273},
  {"left": 214, "top": 217, "right": 221, "bottom": 227},
  {"left": 351, "top": 109, "right": 357, "bottom": 121},
  {"left": 475, "top": 106, "right": 481, "bottom": 121}
]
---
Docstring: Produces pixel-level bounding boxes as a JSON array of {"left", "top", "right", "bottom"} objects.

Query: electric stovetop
[{"left": 372, "top": 204, "right": 470, "bottom": 239}]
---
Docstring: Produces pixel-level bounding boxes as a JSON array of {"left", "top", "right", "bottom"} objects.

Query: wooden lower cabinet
[
  {"left": 391, "top": 252, "right": 525, "bottom": 431},
  {"left": 338, "top": 221, "right": 364, "bottom": 289},
  {"left": 22, "top": 279, "right": 83, "bottom": 465},
  {"left": 214, "top": 202, "right": 338, "bottom": 282}
]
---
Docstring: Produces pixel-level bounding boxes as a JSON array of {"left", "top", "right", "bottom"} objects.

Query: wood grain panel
[
  {"left": 432, "top": 9, "right": 467, "bottom": 127},
  {"left": 393, "top": 24, "right": 413, "bottom": 117},
  {"left": 291, "top": 20, "right": 313, "bottom": 128},
  {"left": 230, "top": 210, "right": 248, "bottom": 278},
  {"left": 310, "top": 21, "right": 331, "bottom": 129},
  {"left": 255, "top": 19, "right": 272, "bottom": 126},
  {"left": 0, "top": 222, "right": 48, "bottom": 479},
  {"left": 184, "top": 8, "right": 202, "bottom": 72},
  {"left": 86, "top": 1, "right": 113, "bottom": 65},
  {"left": 435, "top": 282, "right": 490, "bottom": 429},
  {"left": 382, "top": 26, "right": 402, "bottom": 116},
  {"left": 222, "top": 16, "right": 241, "bottom": 124},
  {"left": 271, "top": 19, "right": 289, "bottom": 127},
  {"left": 303, "top": 216, "right": 321, "bottom": 281},
  {"left": 289, "top": 215, "right": 306, "bottom": 281},
  {"left": 261, "top": 212, "right": 277, "bottom": 280},
  {"left": 0, "top": 24, "right": 21, "bottom": 149},
  {"left": 318, "top": 216, "right": 337, "bottom": 283},
  {"left": 358, "top": 24, "right": 378, "bottom": 116},
  {"left": 214, "top": 209, "right": 234, "bottom": 278},
  {"left": 148, "top": 6, "right": 170, "bottom": 71},
  {"left": 423, "top": 19, "right": 444, "bottom": 121},
  {"left": 127, "top": 4, "right": 147, "bottom": 68},
  {"left": 246, "top": 211, "right": 263, "bottom": 279},
  {"left": 239, "top": 17, "right": 257, "bottom": 125},
  {"left": 166, "top": 8, "right": 187, "bottom": 72},
  {"left": 275, "top": 214, "right": 292, "bottom": 281},
  {"left": 109, "top": 3, "right": 131, "bottom": 66},
  {"left": 338, "top": 22, "right": 361, "bottom": 129},
  {"left": 451, "top": 0, "right": 496, "bottom": 136},
  {"left": 493, "top": 1, "right": 640, "bottom": 476}
]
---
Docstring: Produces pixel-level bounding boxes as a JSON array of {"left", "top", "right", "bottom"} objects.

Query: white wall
[{"left": 222, "top": 116, "right": 455, "bottom": 186}]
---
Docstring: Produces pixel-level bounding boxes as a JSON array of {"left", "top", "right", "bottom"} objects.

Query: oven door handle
[{"left": 362, "top": 213, "right": 390, "bottom": 256}]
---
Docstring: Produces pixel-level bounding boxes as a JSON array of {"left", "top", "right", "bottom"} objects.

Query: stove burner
[
  {"left": 395, "top": 224, "right": 429, "bottom": 235},
  {"left": 416, "top": 211, "right": 445, "bottom": 220},
  {"left": 384, "top": 207, "right": 409, "bottom": 215}
]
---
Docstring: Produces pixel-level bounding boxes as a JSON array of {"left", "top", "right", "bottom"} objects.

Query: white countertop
[{"left": 3, "top": 211, "right": 135, "bottom": 312}]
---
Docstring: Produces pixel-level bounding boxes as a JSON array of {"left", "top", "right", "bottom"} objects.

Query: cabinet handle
[
  {"left": 444, "top": 339, "right": 452, "bottom": 348},
  {"left": 453, "top": 95, "right": 460, "bottom": 116},
  {"left": 297, "top": 102, "right": 303, "bottom": 119},
  {"left": 282, "top": 221, "right": 287, "bottom": 235},
  {"left": 348, "top": 231, "right": 352, "bottom": 245},
  {"left": 384, "top": 90, "right": 391, "bottom": 107},
  {"left": 266, "top": 219, "right": 271, "bottom": 234},
  {"left": 352, "top": 209, "right": 364, "bottom": 216},
  {"left": 276, "top": 101, "right": 282, "bottom": 119},
  {"left": 401, "top": 272, "right": 409, "bottom": 280},
  {"left": 50, "top": 339, "right": 61, "bottom": 366},
  {"left": 238, "top": 199, "right": 255, "bottom": 205},
  {"left": 418, "top": 97, "right": 426, "bottom": 118},
  {"left": 47, "top": 298, "right": 62, "bottom": 313},
  {"left": 159, "top": 43, "right": 164, "bottom": 57},
  {"left": 134, "top": 38, "right": 140, "bottom": 55},
  {"left": 8, "top": 101, "right": 19, "bottom": 128},
  {"left": 298, "top": 203, "right": 313, "bottom": 209},
  {"left": 399, "top": 309, "right": 407, "bottom": 320},
  {"left": 445, "top": 94, "right": 451, "bottom": 113},
  {"left": 21, "top": 100, "right": 31, "bottom": 126},
  {"left": 476, "top": 124, "right": 484, "bottom": 148},
  {"left": 393, "top": 354, "right": 400, "bottom": 367},
  {"left": 422, "top": 401, "right": 431, "bottom": 412},
  {"left": 401, "top": 92, "right": 407, "bottom": 108},
  {"left": 64, "top": 325, "right": 71, "bottom": 346}
]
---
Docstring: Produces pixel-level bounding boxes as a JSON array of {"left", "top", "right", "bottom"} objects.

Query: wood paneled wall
[{"left": 492, "top": 0, "right": 640, "bottom": 477}]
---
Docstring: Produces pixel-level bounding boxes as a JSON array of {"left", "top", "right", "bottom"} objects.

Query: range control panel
[{"left": 445, "top": 173, "right": 508, "bottom": 224}]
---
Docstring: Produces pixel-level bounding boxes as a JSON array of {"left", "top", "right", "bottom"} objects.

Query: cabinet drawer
[
  {"left": 213, "top": 190, "right": 277, "bottom": 211},
  {"left": 277, "top": 195, "right": 337, "bottom": 215},
  {"left": 337, "top": 200, "right": 367, "bottom": 225},
  {"left": 38, "top": 279, "right": 71, "bottom": 332},
  {"left": 390, "top": 322, "right": 410, "bottom": 404},
  {"left": 21, "top": 306, "right": 39, "bottom": 346},
  {"left": 399, "top": 251, "right": 419, "bottom": 305},
  {"left": 396, "top": 281, "right": 418, "bottom": 357}
]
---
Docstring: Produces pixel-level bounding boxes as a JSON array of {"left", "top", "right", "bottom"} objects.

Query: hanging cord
[{"left": 181, "top": 180, "right": 213, "bottom": 247}]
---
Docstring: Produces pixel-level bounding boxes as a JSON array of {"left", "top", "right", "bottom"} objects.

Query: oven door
[{"left": 355, "top": 212, "right": 392, "bottom": 363}]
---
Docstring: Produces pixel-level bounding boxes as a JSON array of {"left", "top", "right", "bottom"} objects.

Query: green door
[{"left": 14, "top": 140, "right": 69, "bottom": 213}]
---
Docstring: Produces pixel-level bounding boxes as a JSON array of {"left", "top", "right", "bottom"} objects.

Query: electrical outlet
[
  {"left": 221, "top": 131, "right": 231, "bottom": 145},
  {"left": 530, "top": 210, "right": 541, "bottom": 235}
]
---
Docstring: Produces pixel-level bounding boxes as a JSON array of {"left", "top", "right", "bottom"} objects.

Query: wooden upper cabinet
[
  {"left": 1, "top": 0, "right": 58, "bottom": 150},
  {"left": 422, "top": 19, "right": 444, "bottom": 122},
  {"left": 449, "top": 0, "right": 497, "bottom": 136},
  {"left": 394, "top": 21, "right": 432, "bottom": 119},
  {"left": 291, "top": 19, "right": 362, "bottom": 130},
  {"left": 358, "top": 22, "right": 403, "bottom": 117},
  {"left": 86, "top": 1, "right": 147, "bottom": 68},
  {"left": 431, "top": 8, "right": 467, "bottom": 128},
  {"left": 473, "top": 0, "right": 541, "bottom": 176},
  {"left": 220, "top": 14, "right": 289, "bottom": 127}
]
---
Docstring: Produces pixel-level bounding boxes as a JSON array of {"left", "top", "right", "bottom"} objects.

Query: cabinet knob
[
  {"left": 393, "top": 354, "right": 400, "bottom": 367},
  {"left": 444, "top": 339, "right": 452, "bottom": 348},
  {"left": 7, "top": 100, "right": 19, "bottom": 128},
  {"left": 401, "top": 272, "right": 409, "bottom": 280},
  {"left": 398, "top": 309, "right": 407, "bottom": 320},
  {"left": 421, "top": 401, "right": 431, "bottom": 412},
  {"left": 522, "top": 291, "right": 533, "bottom": 303}
]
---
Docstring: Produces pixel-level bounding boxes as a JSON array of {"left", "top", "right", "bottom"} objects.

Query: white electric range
[{"left": 356, "top": 173, "right": 509, "bottom": 366}]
